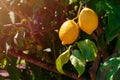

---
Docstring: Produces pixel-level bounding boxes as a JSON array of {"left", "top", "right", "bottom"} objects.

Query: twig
[
  {"left": 89, "top": 50, "right": 101, "bottom": 80},
  {"left": 73, "top": 3, "right": 86, "bottom": 21},
  {"left": 3, "top": 21, "right": 60, "bottom": 34},
  {"left": 8, "top": 49, "right": 86, "bottom": 80},
  {"left": 3, "top": 23, "right": 27, "bottom": 27}
]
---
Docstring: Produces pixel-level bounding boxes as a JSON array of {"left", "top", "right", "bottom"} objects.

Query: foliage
[
  {"left": 56, "top": 39, "right": 97, "bottom": 77},
  {"left": 70, "top": 49, "right": 86, "bottom": 77},
  {"left": 97, "top": 56, "right": 120, "bottom": 80},
  {"left": 56, "top": 46, "right": 71, "bottom": 74},
  {"left": 96, "top": 0, "right": 120, "bottom": 42},
  {"left": 0, "top": 0, "right": 120, "bottom": 80}
]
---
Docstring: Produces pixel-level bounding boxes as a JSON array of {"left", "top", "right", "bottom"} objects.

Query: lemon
[
  {"left": 59, "top": 20, "right": 79, "bottom": 45},
  {"left": 78, "top": 7, "right": 98, "bottom": 35}
]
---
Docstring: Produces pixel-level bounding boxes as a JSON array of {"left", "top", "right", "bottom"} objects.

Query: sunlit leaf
[
  {"left": 5, "top": 42, "right": 10, "bottom": 55},
  {"left": 9, "top": 11, "right": 15, "bottom": 24},
  {"left": 70, "top": 50, "right": 86, "bottom": 77},
  {"left": 0, "top": 58, "right": 7, "bottom": 68},
  {"left": 14, "top": 31, "right": 19, "bottom": 46},
  {"left": 77, "top": 39, "right": 97, "bottom": 62},
  {"left": 43, "top": 48, "right": 51, "bottom": 52},
  {"left": 22, "top": 50, "right": 29, "bottom": 54},
  {"left": 102, "top": 57, "right": 120, "bottom": 70},
  {"left": 56, "top": 46, "right": 71, "bottom": 74}
]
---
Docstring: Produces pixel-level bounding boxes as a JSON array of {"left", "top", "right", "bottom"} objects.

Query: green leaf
[
  {"left": 77, "top": 39, "right": 97, "bottom": 62},
  {"left": 102, "top": 57, "right": 120, "bottom": 69},
  {"left": 113, "top": 68, "right": 120, "bottom": 80},
  {"left": 105, "top": 11, "right": 120, "bottom": 42},
  {"left": 29, "top": 64, "right": 45, "bottom": 80},
  {"left": 97, "top": 57, "right": 120, "bottom": 80},
  {"left": 4, "top": 56, "right": 21, "bottom": 80},
  {"left": 96, "top": 1, "right": 106, "bottom": 13},
  {"left": 56, "top": 46, "right": 71, "bottom": 74},
  {"left": 96, "top": 1, "right": 113, "bottom": 13},
  {"left": 96, "top": 1, "right": 120, "bottom": 42},
  {"left": 70, "top": 50, "right": 86, "bottom": 77},
  {"left": 6, "top": 65, "right": 21, "bottom": 80},
  {"left": 106, "top": 66, "right": 120, "bottom": 80}
]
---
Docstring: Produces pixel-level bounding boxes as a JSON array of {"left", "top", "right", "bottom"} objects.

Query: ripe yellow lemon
[
  {"left": 78, "top": 8, "right": 98, "bottom": 35},
  {"left": 59, "top": 20, "right": 79, "bottom": 45}
]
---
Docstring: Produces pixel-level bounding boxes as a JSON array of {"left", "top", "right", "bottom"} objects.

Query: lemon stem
[{"left": 73, "top": 3, "right": 86, "bottom": 21}]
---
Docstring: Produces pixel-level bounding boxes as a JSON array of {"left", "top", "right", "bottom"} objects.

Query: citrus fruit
[
  {"left": 59, "top": 20, "right": 79, "bottom": 45},
  {"left": 78, "top": 7, "right": 98, "bottom": 35}
]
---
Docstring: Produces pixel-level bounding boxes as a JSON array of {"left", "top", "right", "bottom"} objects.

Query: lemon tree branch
[{"left": 8, "top": 49, "right": 86, "bottom": 80}]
